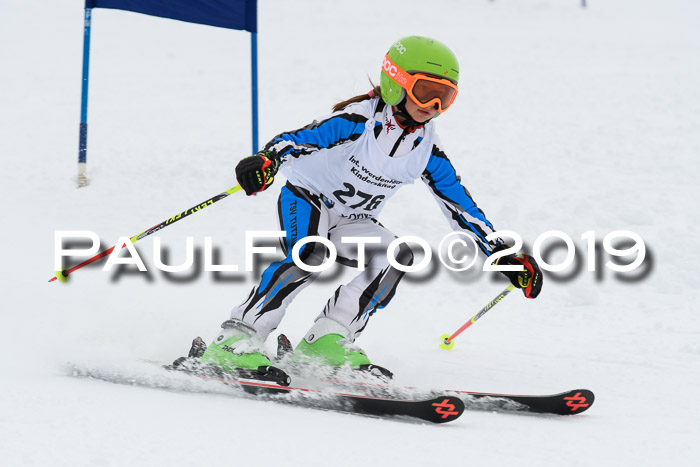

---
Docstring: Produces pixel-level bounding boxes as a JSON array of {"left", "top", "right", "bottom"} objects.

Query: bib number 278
[{"left": 333, "top": 183, "right": 385, "bottom": 211}]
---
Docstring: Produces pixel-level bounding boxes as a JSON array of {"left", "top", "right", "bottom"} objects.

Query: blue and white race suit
[{"left": 231, "top": 97, "right": 503, "bottom": 340}]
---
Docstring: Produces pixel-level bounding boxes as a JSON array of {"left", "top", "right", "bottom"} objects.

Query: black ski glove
[
  {"left": 496, "top": 252, "right": 543, "bottom": 299},
  {"left": 235, "top": 150, "right": 281, "bottom": 196}
]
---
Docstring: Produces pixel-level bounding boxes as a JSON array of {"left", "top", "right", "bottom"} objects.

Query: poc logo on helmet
[
  {"left": 393, "top": 41, "right": 406, "bottom": 54},
  {"left": 382, "top": 56, "right": 398, "bottom": 77}
]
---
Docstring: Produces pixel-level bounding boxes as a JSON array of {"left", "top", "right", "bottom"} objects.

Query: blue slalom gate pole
[
  {"left": 78, "top": 7, "right": 92, "bottom": 187},
  {"left": 251, "top": 31, "right": 259, "bottom": 153}
]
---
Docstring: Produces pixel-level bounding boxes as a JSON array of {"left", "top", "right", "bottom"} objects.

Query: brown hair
[{"left": 332, "top": 83, "right": 382, "bottom": 113}]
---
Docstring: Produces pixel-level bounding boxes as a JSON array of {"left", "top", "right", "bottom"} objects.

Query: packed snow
[{"left": 1, "top": 0, "right": 699, "bottom": 465}]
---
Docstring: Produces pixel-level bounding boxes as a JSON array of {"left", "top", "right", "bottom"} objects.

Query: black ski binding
[
  {"left": 235, "top": 365, "right": 291, "bottom": 387},
  {"left": 170, "top": 336, "right": 291, "bottom": 388},
  {"left": 277, "top": 334, "right": 294, "bottom": 359},
  {"left": 170, "top": 337, "right": 208, "bottom": 368},
  {"left": 358, "top": 364, "right": 394, "bottom": 380}
]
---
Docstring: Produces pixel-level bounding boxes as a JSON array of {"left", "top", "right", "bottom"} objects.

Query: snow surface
[{"left": 2, "top": 0, "right": 699, "bottom": 465}]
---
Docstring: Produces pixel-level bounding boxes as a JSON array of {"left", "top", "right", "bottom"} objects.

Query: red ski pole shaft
[
  {"left": 444, "top": 284, "right": 516, "bottom": 345},
  {"left": 49, "top": 184, "right": 242, "bottom": 282}
]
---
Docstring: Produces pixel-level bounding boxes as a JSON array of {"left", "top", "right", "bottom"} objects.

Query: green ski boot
[
  {"left": 199, "top": 319, "right": 274, "bottom": 372},
  {"left": 295, "top": 318, "right": 391, "bottom": 379}
]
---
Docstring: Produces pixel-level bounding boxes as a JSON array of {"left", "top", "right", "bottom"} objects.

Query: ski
[
  {"left": 67, "top": 362, "right": 464, "bottom": 424},
  {"left": 190, "top": 372, "right": 465, "bottom": 424},
  {"left": 449, "top": 388, "right": 594, "bottom": 415}
]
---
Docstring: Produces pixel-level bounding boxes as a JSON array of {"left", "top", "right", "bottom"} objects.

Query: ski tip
[
  {"left": 428, "top": 396, "right": 465, "bottom": 423},
  {"left": 561, "top": 389, "right": 595, "bottom": 415}
]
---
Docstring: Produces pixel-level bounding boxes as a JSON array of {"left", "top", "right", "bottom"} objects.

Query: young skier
[{"left": 197, "top": 36, "right": 542, "bottom": 377}]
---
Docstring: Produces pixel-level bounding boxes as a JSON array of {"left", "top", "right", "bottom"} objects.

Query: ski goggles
[{"left": 382, "top": 54, "right": 459, "bottom": 112}]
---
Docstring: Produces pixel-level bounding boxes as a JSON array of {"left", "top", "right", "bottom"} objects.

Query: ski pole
[
  {"left": 50, "top": 184, "right": 243, "bottom": 283},
  {"left": 439, "top": 284, "right": 516, "bottom": 350}
]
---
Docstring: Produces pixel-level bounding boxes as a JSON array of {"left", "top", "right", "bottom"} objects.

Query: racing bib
[{"left": 282, "top": 101, "right": 435, "bottom": 219}]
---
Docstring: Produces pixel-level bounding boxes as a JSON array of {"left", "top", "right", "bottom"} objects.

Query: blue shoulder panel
[{"left": 270, "top": 114, "right": 366, "bottom": 157}]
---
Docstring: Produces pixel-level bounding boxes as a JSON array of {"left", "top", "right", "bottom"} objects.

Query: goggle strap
[{"left": 383, "top": 54, "right": 457, "bottom": 112}]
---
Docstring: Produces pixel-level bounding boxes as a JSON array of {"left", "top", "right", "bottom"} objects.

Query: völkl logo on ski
[
  {"left": 563, "top": 392, "right": 590, "bottom": 412},
  {"left": 432, "top": 398, "right": 460, "bottom": 419}
]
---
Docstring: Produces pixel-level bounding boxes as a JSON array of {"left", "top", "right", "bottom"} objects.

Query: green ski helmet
[{"left": 380, "top": 36, "right": 459, "bottom": 114}]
